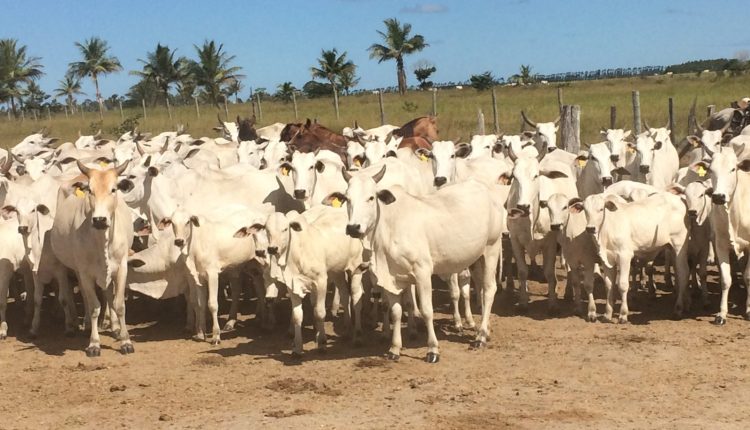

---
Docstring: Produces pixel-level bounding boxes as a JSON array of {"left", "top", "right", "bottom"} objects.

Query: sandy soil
[{"left": 1, "top": 267, "right": 748, "bottom": 430}]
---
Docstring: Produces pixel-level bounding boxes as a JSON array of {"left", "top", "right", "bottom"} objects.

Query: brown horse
[
  {"left": 282, "top": 119, "right": 348, "bottom": 163},
  {"left": 392, "top": 116, "right": 439, "bottom": 142}
]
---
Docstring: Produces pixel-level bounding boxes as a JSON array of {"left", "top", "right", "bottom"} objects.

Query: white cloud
[{"left": 400, "top": 3, "right": 448, "bottom": 14}]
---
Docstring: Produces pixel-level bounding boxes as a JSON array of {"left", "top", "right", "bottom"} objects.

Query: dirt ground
[{"left": 1, "top": 267, "right": 749, "bottom": 430}]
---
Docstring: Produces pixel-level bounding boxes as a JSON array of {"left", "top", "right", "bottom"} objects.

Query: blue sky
[{"left": 2, "top": 0, "right": 748, "bottom": 101}]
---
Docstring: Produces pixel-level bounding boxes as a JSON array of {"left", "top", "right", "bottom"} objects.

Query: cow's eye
[
  {"left": 368, "top": 196, "right": 375, "bottom": 202},
  {"left": 450, "top": 154, "right": 455, "bottom": 159}
]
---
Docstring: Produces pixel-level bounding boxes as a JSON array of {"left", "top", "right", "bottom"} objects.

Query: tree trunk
[
  {"left": 397, "top": 56, "right": 406, "bottom": 95},
  {"left": 94, "top": 74, "right": 103, "bottom": 120},
  {"left": 10, "top": 96, "right": 16, "bottom": 118},
  {"left": 332, "top": 82, "right": 340, "bottom": 120}
]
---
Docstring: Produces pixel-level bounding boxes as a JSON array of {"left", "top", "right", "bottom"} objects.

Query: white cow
[
  {"left": 284, "top": 150, "right": 346, "bottom": 207},
  {"left": 505, "top": 145, "right": 578, "bottom": 313},
  {"left": 546, "top": 194, "right": 598, "bottom": 321},
  {"left": 600, "top": 128, "right": 632, "bottom": 170},
  {"left": 628, "top": 126, "right": 679, "bottom": 189},
  {"left": 579, "top": 191, "right": 689, "bottom": 322},
  {"left": 250, "top": 206, "right": 366, "bottom": 356},
  {"left": 693, "top": 144, "right": 750, "bottom": 324},
  {"left": 50, "top": 162, "right": 135, "bottom": 356},
  {"left": 575, "top": 143, "right": 625, "bottom": 198},
  {"left": 0, "top": 216, "right": 26, "bottom": 340},
  {"left": 340, "top": 166, "right": 503, "bottom": 362}
]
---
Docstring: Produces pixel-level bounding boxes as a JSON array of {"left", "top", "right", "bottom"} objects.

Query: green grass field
[{"left": 2, "top": 73, "right": 749, "bottom": 150}]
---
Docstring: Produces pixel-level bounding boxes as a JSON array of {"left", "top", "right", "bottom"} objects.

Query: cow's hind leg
[
  {"left": 207, "top": 270, "right": 222, "bottom": 345},
  {"left": 78, "top": 276, "right": 101, "bottom": 357},
  {"left": 113, "top": 262, "right": 133, "bottom": 354},
  {"left": 0, "top": 265, "right": 12, "bottom": 340},
  {"left": 415, "top": 271, "right": 439, "bottom": 363},
  {"left": 223, "top": 270, "right": 242, "bottom": 331}
]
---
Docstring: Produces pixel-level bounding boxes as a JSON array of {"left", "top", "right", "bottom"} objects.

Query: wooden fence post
[
  {"left": 491, "top": 87, "right": 499, "bottom": 134},
  {"left": 223, "top": 98, "right": 229, "bottom": 119},
  {"left": 557, "top": 87, "right": 564, "bottom": 114},
  {"left": 431, "top": 88, "right": 437, "bottom": 116},
  {"left": 194, "top": 96, "right": 200, "bottom": 118},
  {"left": 668, "top": 97, "right": 675, "bottom": 144},
  {"left": 292, "top": 91, "right": 299, "bottom": 120},
  {"left": 477, "top": 108, "right": 485, "bottom": 135},
  {"left": 257, "top": 92, "right": 263, "bottom": 121},
  {"left": 378, "top": 90, "right": 385, "bottom": 126},
  {"left": 119, "top": 100, "right": 124, "bottom": 121},
  {"left": 64, "top": 105, "right": 69, "bottom": 119},
  {"left": 166, "top": 98, "right": 172, "bottom": 121},
  {"left": 632, "top": 90, "right": 641, "bottom": 135},
  {"left": 560, "top": 105, "right": 581, "bottom": 153},
  {"left": 610, "top": 105, "right": 617, "bottom": 129},
  {"left": 142, "top": 99, "right": 147, "bottom": 120},
  {"left": 46, "top": 106, "right": 51, "bottom": 121},
  {"left": 707, "top": 105, "right": 715, "bottom": 118}
]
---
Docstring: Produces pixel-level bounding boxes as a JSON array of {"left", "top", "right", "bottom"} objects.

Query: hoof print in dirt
[
  {"left": 85, "top": 346, "right": 101, "bottom": 357},
  {"left": 425, "top": 352, "right": 440, "bottom": 364}
]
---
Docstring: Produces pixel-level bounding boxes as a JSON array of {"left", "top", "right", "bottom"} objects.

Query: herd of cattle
[{"left": 0, "top": 107, "right": 749, "bottom": 363}]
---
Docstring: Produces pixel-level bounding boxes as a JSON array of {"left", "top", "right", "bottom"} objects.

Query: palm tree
[
  {"left": 337, "top": 68, "right": 360, "bottom": 96},
  {"left": 68, "top": 37, "right": 122, "bottom": 118},
  {"left": 131, "top": 43, "right": 186, "bottom": 109},
  {"left": 310, "top": 48, "right": 355, "bottom": 119},
  {"left": 368, "top": 18, "right": 428, "bottom": 95},
  {"left": 225, "top": 78, "right": 243, "bottom": 103},
  {"left": 0, "top": 39, "right": 44, "bottom": 117},
  {"left": 275, "top": 81, "right": 296, "bottom": 102},
  {"left": 190, "top": 40, "right": 244, "bottom": 106},
  {"left": 54, "top": 75, "right": 85, "bottom": 113}
]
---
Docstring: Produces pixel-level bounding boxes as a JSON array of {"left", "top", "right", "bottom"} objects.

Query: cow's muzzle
[
  {"left": 712, "top": 194, "right": 727, "bottom": 205},
  {"left": 293, "top": 189, "right": 306, "bottom": 200},
  {"left": 174, "top": 239, "right": 185, "bottom": 248},
  {"left": 345, "top": 224, "right": 362, "bottom": 238},
  {"left": 255, "top": 249, "right": 266, "bottom": 258},
  {"left": 550, "top": 223, "right": 562, "bottom": 231},
  {"left": 267, "top": 246, "right": 279, "bottom": 256},
  {"left": 602, "top": 177, "right": 613, "bottom": 187},
  {"left": 434, "top": 176, "right": 447, "bottom": 187},
  {"left": 639, "top": 165, "right": 650, "bottom": 174},
  {"left": 586, "top": 226, "right": 596, "bottom": 234},
  {"left": 92, "top": 217, "right": 108, "bottom": 230},
  {"left": 17, "top": 226, "right": 29, "bottom": 235}
]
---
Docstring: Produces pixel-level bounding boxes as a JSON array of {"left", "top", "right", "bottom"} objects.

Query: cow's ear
[
  {"left": 279, "top": 162, "right": 292, "bottom": 176},
  {"left": 498, "top": 173, "right": 513, "bottom": 185},
  {"left": 36, "top": 204, "right": 50, "bottom": 215},
  {"left": 690, "top": 161, "right": 710, "bottom": 177},
  {"left": 1, "top": 205, "right": 16, "bottom": 220},
  {"left": 233, "top": 223, "right": 264, "bottom": 238},
  {"left": 738, "top": 159, "right": 750, "bottom": 172},
  {"left": 323, "top": 192, "right": 347, "bottom": 207},
  {"left": 686, "top": 135, "right": 701, "bottom": 147},
  {"left": 128, "top": 259, "right": 146, "bottom": 268},
  {"left": 567, "top": 198, "right": 583, "bottom": 214},
  {"left": 118, "top": 179, "right": 134, "bottom": 193},
  {"left": 604, "top": 200, "right": 619, "bottom": 211},
  {"left": 666, "top": 184, "right": 685, "bottom": 195},
  {"left": 705, "top": 187, "right": 714, "bottom": 196},
  {"left": 455, "top": 143, "right": 472, "bottom": 158},
  {"left": 376, "top": 190, "right": 396, "bottom": 204},
  {"left": 189, "top": 215, "right": 201, "bottom": 227},
  {"left": 289, "top": 221, "right": 302, "bottom": 231},
  {"left": 541, "top": 170, "right": 568, "bottom": 179},
  {"left": 157, "top": 218, "right": 172, "bottom": 231},
  {"left": 623, "top": 130, "right": 632, "bottom": 138}
]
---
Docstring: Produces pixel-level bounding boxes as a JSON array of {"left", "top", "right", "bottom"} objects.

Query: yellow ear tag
[
  {"left": 354, "top": 158, "right": 362, "bottom": 167},
  {"left": 577, "top": 159, "right": 587, "bottom": 168},
  {"left": 74, "top": 187, "right": 85, "bottom": 198},
  {"left": 331, "top": 197, "right": 342, "bottom": 208},
  {"left": 419, "top": 153, "right": 429, "bottom": 162},
  {"left": 99, "top": 160, "right": 109, "bottom": 167},
  {"left": 697, "top": 166, "right": 707, "bottom": 177},
  {"left": 281, "top": 166, "right": 290, "bottom": 176}
]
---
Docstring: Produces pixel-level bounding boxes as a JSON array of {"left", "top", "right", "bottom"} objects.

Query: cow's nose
[
  {"left": 174, "top": 238, "right": 185, "bottom": 247},
  {"left": 255, "top": 249, "right": 266, "bottom": 258},
  {"left": 639, "top": 165, "right": 650, "bottom": 174},
  {"left": 92, "top": 217, "right": 108, "bottom": 230},
  {"left": 293, "top": 189, "right": 306, "bottom": 200},
  {"left": 687, "top": 210, "right": 698, "bottom": 218},
  {"left": 148, "top": 166, "right": 159, "bottom": 177},
  {"left": 267, "top": 246, "right": 278, "bottom": 256},
  {"left": 712, "top": 194, "right": 727, "bottom": 205},
  {"left": 602, "top": 177, "right": 613, "bottom": 187},
  {"left": 345, "top": 224, "right": 361, "bottom": 238},
  {"left": 17, "top": 226, "right": 29, "bottom": 235},
  {"left": 550, "top": 223, "right": 561, "bottom": 231},
  {"left": 610, "top": 154, "right": 620, "bottom": 163},
  {"left": 434, "top": 176, "right": 447, "bottom": 187},
  {"left": 586, "top": 226, "right": 596, "bottom": 234}
]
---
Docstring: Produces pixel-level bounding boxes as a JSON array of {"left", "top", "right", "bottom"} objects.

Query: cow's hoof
[
  {"left": 712, "top": 316, "right": 727, "bottom": 326},
  {"left": 425, "top": 352, "right": 440, "bottom": 364},
  {"left": 120, "top": 343, "right": 135, "bottom": 355},
  {"left": 618, "top": 317, "right": 629, "bottom": 324},
  {"left": 290, "top": 351, "right": 303, "bottom": 360},
  {"left": 469, "top": 340, "right": 486, "bottom": 350},
  {"left": 671, "top": 312, "right": 683, "bottom": 321},
  {"left": 85, "top": 346, "right": 101, "bottom": 357},
  {"left": 587, "top": 314, "right": 597, "bottom": 323},
  {"left": 0, "top": 333, "right": 6, "bottom": 340},
  {"left": 192, "top": 334, "right": 205, "bottom": 342},
  {"left": 744, "top": 312, "right": 750, "bottom": 321},
  {"left": 601, "top": 316, "right": 613, "bottom": 324},
  {"left": 28, "top": 331, "right": 38, "bottom": 340},
  {"left": 385, "top": 351, "right": 399, "bottom": 361},
  {"left": 223, "top": 321, "right": 236, "bottom": 331},
  {"left": 210, "top": 338, "right": 221, "bottom": 346}
]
